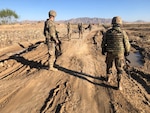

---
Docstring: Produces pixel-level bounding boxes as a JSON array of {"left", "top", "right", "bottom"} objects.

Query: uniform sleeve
[
  {"left": 123, "top": 31, "right": 131, "bottom": 53},
  {"left": 101, "top": 32, "right": 107, "bottom": 48},
  {"left": 43, "top": 20, "right": 49, "bottom": 37}
]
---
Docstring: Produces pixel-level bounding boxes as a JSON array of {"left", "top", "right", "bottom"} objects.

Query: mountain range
[
  {"left": 20, "top": 17, "right": 149, "bottom": 24},
  {"left": 57, "top": 17, "right": 148, "bottom": 24}
]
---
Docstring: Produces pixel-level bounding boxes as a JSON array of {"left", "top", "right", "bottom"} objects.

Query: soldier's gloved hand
[
  {"left": 45, "top": 38, "right": 48, "bottom": 44},
  {"left": 102, "top": 48, "right": 106, "bottom": 55},
  {"left": 102, "top": 51, "right": 105, "bottom": 55},
  {"left": 56, "top": 40, "right": 59, "bottom": 44},
  {"left": 125, "top": 52, "right": 130, "bottom": 56}
]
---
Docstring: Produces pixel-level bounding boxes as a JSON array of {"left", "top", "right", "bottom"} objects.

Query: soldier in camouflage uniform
[
  {"left": 101, "top": 16, "right": 130, "bottom": 90},
  {"left": 67, "top": 22, "right": 72, "bottom": 40},
  {"left": 93, "top": 30, "right": 100, "bottom": 45},
  {"left": 88, "top": 23, "right": 92, "bottom": 32},
  {"left": 78, "top": 23, "right": 84, "bottom": 38},
  {"left": 44, "top": 10, "right": 59, "bottom": 71}
]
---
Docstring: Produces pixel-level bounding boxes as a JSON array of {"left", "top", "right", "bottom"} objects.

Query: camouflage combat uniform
[
  {"left": 44, "top": 10, "right": 59, "bottom": 71},
  {"left": 88, "top": 23, "right": 92, "bottom": 32},
  {"left": 101, "top": 16, "right": 130, "bottom": 90},
  {"left": 67, "top": 22, "right": 72, "bottom": 40},
  {"left": 78, "top": 23, "right": 84, "bottom": 38},
  {"left": 93, "top": 30, "right": 100, "bottom": 45}
]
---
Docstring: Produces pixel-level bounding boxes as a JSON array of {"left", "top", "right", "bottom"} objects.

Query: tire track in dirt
[
  {"left": 0, "top": 41, "right": 47, "bottom": 80},
  {"left": 0, "top": 70, "right": 69, "bottom": 113},
  {"left": 0, "top": 87, "right": 21, "bottom": 109},
  {"left": 0, "top": 41, "right": 50, "bottom": 112},
  {"left": 0, "top": 35, "right": 74, "bottom": 113}
]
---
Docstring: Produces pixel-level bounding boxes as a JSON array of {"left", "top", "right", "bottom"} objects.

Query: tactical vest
[{"left": 106, "top": 28, "right": 125, "bottom": 53}]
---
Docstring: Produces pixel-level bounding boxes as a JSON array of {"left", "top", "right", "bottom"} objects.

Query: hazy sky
[{"left": 0, "top": 0, "right": 150, "bottom": 22}]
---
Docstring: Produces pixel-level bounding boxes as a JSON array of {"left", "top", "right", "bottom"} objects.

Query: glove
[
  {"left": 102, "top": 48, "right": 106, "bottom": 55},
  {"left": 45, "top": 38, "right": 49, "bottom": 44},
  {"left": 125, "top": 52, "right": 130, "bottom": 56},
  {"left": 55, "top": 40, "right": 59, "bottom": 45}
]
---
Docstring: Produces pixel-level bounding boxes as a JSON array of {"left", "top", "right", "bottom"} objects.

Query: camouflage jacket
[
  {"left": 43, "top": 19, "right": 58, "bottom": 43},
  {"left": 67, "top": 23, "right": 71, "bottom": 29},
  {"left": 101, "top": 26, "right": 130, "bottom": 54},
  {"left": 78, "top": 24, "right": 83, "bottom": 31}
]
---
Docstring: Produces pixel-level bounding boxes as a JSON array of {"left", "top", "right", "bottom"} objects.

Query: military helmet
[
  {"left": 49, "top": 10, "right": 57, "bottom": 17},
  {"left": 112, "top": 16, "right": 122, "bottom": 25}
]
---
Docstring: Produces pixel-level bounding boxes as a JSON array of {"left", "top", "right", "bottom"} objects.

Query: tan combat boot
[
  {"left": 117, "top": 82, "right": 122, "bottom": 90},
  {"left": 49, "top": 63, "right": 58, "bottom": 71},
  {"left": 117, "top": 74, "right": 122, "bottom": 90},
  {"left": 119, "top": 84, "right": 122, "bottom": 90},
  {"left": 107, "top": 73, "right": 113, "bottom": 83},
  {"left": 50, "top": 67, "right": 58, "bottom": 71}
]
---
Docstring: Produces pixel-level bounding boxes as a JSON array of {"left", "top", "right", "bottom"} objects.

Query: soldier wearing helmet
[
  {"left": 67, "top": 22, "right": 72, "bottom": 40},
  {"left": 101, "top": 16, "right": 130, "bottom": 90},
  {"left": 111, "top": 16, "right": 122, "bottom": 25},
  {"left": 49, "top": 10, "right": 57, "bottom": 17},
  {"left": 43, "top": 10, "right": 59, "bottom": 71},
  {"left": 78, "top": 22, "right": 84, "bottom": 38}
]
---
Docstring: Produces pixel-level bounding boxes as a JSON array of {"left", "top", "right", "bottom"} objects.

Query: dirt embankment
[{"left": 0, "top": 23, "right": 150, "bottom": 113}]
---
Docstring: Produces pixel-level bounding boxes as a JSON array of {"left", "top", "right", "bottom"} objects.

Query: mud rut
[{"left": 0, "top": 29, "right": 150, "bottom": 113}]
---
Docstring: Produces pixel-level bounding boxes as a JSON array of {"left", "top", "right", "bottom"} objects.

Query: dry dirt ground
[{"left": 0, "top": 23, "right": 150, "bottom": 113}]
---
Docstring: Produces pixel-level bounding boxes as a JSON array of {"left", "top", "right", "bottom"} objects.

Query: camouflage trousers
[
  {"left": 105, "top": 52, "right": 124, "bottom": 75},
  {"left": 47, "top": 41, "right": 56, "bottom": 67},
  {"left": 67, "top": 29, "right": 71, "bottom": 39},
  {"left": 79, "top": 31, "right": 83, "bottom": 38}
]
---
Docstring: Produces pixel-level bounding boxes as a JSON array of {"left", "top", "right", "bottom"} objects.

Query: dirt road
[{"left": 0, "top": 24, "right": 150, "bottom": 113}]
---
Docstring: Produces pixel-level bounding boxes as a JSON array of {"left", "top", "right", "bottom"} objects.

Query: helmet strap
[{"left": 113, "top": 24, "right": 121, "bottom": 27}]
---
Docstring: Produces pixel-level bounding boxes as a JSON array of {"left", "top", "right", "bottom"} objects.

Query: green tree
[{"left": 0, "top": 9, "right": 19, "bottom": 24}]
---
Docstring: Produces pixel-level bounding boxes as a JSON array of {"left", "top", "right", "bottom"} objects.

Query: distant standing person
[
  {"left": 78, "top": 23, "right": 84, "bottom": 38},
  {"left": 88, "top": 23, "right": 92, "bottom": 32},
  {"left": 67, "top": 22, "right": 72, "bottom": 40},
  {"left": 93, "top": 30, "right": 100, "bottom": 45},
  {"left": 101, "top": 16, "right": 131, "bottom": 90},
  {"left": 44, "top": 10, "right": 59, "bottom": 71}
]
